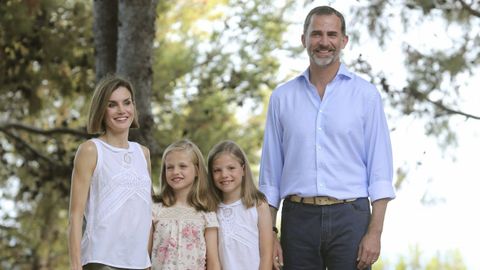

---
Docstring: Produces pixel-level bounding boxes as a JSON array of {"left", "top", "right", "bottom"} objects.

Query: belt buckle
[{"left": 321, "top": 197, "right": 329, "bottom": 205}]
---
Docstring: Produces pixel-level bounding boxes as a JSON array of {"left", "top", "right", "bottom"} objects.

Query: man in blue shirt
[{"left": 259, "top": 6, "right": 396, "bottom": 270}]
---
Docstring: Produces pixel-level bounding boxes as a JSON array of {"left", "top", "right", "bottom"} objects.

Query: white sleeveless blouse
[
  {"left": 217, "top": 200, "right": 260, "bottom": 270},
  {"left": 81, "top": 139, "right": 152, "bottom": 269}
]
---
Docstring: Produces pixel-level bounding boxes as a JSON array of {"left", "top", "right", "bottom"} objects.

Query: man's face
[{"left": 302, "top": 14, "right": 348, "bottom": 68}]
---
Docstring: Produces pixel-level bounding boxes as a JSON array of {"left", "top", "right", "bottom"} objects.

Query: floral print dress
[{"left": 151, "top": 203, "right": 219, "bottom": 270}]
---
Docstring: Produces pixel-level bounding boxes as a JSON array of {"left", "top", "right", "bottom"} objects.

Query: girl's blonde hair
[
  {"left": 156, "top": 139, "right": 216, "bottom": 212},
  {"left": 87, "top": 74, "right": 140, "bottom": 134},
  {"left": 207, "top": 140, "right": 267, "bottom": 209}
]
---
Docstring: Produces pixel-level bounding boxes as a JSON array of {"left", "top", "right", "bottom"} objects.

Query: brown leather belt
[{"left": 287, "top": 195, "right": 356, "bottom": 206}]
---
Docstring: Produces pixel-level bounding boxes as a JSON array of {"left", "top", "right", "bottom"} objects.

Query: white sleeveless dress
[
  {"left": 81, "top": 139, "right": 152, "bottom": 269},
  {"left": 217, "top": 199, "right": 260, "bottom": 270}
]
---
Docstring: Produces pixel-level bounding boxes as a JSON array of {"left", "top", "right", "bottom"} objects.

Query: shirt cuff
[
  {"left": 368, "top": 179, "right": 396, "bottom": 202},
  {"left": 259, "top": 184, "right": 281, "bottom": 208}
]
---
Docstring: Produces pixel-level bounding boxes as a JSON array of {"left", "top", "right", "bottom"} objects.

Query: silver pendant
[{"left": 123, "top": 153, "right": 132, "bottom": 164}]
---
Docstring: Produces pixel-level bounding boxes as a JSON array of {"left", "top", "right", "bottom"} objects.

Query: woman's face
[{"left": 103, "top": 86, "right": 135, "bottom": 133}]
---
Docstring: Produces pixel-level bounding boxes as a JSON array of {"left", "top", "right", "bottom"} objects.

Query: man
[{"left": 259, "top": 6, "right": 396, "bottom": 270}]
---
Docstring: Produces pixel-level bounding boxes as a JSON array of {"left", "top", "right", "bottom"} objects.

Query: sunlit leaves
[
  {"left": 373, "top": 245, "right": 467, "bottom": 270},
  {"left": 348, "top": 0, "right": 479, "bottom": 154}
]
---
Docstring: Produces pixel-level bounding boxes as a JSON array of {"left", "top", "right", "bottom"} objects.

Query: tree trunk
[
  {"left": 93, "top": 0, "right": 118, "bottom": 82},
  {"left": 117, "top": 0, "right": 159, "bottom": 154}
]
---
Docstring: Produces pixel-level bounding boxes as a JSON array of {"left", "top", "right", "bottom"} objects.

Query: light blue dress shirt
[{"left": 259, "top": 64, "right": 396, "bottom": 208}]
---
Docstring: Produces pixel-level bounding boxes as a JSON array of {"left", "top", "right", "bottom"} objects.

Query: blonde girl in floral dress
[{"left": 150, "top": 139, "right": 221, "bottom": 270}]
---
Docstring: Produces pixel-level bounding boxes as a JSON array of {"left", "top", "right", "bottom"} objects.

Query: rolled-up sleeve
[
  {"left": 364, "top": 91, "right": 396, "bottom": 202},
  {"left": 259, "top": 93, "right": 284, "bottom": 208}
]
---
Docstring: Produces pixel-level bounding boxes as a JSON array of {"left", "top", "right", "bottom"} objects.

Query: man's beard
[
  {"left": 312, "top": 54, "right": 336, "bottom": 67},
  {"left": 308, "top": 46, "right": 338, "bottom": 68}
]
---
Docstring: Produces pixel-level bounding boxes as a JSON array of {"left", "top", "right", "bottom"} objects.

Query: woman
[{"left": 68, "top": 74, "right": 152, "bottom": 270}]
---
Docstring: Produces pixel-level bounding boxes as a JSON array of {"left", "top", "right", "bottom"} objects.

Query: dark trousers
[{"left": 281, "top": 198, "right": 371, "bottom": 270}]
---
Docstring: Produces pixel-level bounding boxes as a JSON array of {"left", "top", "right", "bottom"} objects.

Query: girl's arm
[
  {"left": 205, "top": 227, "right": 221, "bottom": 270},
  {"left": 146, "top": 222, "right": 154, "bottom": 270},
  {"left": 148, "top": 221, "right": 154, "bottom": 255},
  {"left": 68, "top": 141, "right": 97, "bottom": 270},
  {"left": 142, "top": 146, "right": 152, "bottom": 270},
  {"left": 141, "top": 145, "right": 152, "bottom": 177},
  {"left": 257, "top": 201, "right": 274, "bottom": 270}
]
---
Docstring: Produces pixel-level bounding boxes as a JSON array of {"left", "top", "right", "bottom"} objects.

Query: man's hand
[
  {"left": 356, "top": 198, "right": 390, "bottom": 269},
  {"left": 356, "top": 231, "right": 380, "bottom": 269},
  {"left": 272, "top": 233, "right": 283, "bottom": 270}
]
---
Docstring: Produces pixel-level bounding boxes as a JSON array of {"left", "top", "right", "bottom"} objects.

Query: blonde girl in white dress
[{"left": 207, "top": 140, "right": 274, "bottom": 270}]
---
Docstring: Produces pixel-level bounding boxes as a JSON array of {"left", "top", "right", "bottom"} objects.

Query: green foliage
[
  {"left": 350, "top": 0, "right": 479, "bottom": 151},
  {"left": 151, "top": 0, "right": 294, "bottom": 171},
  {"left": 1, "top": 1, "right": 94, "bottom": 268},
  {"left": 425, "top": 250, "right": 467, "bottom": 270},
  {"left": 373, "top": 245, "right": 467, "bottom": 270}
]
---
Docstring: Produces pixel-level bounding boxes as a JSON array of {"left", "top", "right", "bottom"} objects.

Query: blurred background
[{"left": 1, "top": 0, "right": 478, "bottom": 269}]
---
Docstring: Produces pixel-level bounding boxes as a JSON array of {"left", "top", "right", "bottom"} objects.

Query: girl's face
[
  {"left": 211, "top": 153, "right": 244, "bottom": 199},
  {"left": 164, "top": 150, "right": 197, "bottom": 193},
  {"left": 104, "top": 86, "right": 135, "bottom": 133}
]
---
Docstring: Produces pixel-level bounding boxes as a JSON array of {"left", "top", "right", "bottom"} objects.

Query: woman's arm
[
  {"left": 205, "top": 227, "right": 221, "bottom": 270},
  {"left": 258, "top": 202, "right": 274, "bottom": 270},
  {"left": 68, "top": 141, "right": 97, "bottom": 270}
]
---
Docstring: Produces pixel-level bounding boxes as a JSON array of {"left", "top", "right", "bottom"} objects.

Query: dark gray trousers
[{"left": 281, "top": 198, "right": 371, "bottom": 270}]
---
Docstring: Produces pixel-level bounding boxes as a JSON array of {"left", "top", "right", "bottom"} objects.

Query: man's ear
[{"left": 341, "top": 35, "right": 349, "bottom": 49}]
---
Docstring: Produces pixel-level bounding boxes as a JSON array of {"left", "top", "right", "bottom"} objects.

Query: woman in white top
[
  {"left": 207, "top": 140, "right": 274, "bottom": 270},
  {"left": 68, "top": 74, "right": 152, "bottom": 270}
]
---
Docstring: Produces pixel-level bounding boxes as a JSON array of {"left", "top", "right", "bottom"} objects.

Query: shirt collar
[{"left": 299, "top": 63, "right": 353, "bottom": 82}]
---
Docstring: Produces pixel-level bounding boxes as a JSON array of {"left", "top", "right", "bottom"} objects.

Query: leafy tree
[
  {"left": 151, "top": 0, "right": 294, "bottom": 158},
  {"left": 1, "top": 1, "right": 93, "bottom": 268},
  {"left": 345, "top": 0, "right": 480, "bottom": 142}
]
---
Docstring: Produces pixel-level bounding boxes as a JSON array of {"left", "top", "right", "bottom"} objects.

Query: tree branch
[
  {"left": 457, "top": 0, "right": 480, "bottom": 17},
  {"left": 0, "top": 121, "right": 91, "bottom": 138},
  {"left": 406, "top": 87, "right": 480, "bottom": 120},
  {"left": 1, "top": 127, "right": 73, "bottom": 189},
  {"left": 0, "top": 128, "right": 57, "bottom": 165},
  {"left": 0, "top": 224, "right": 13, "bottom": 231},
  {"left": 427, "top": 98, "right": 480, "bottom": 120}
]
